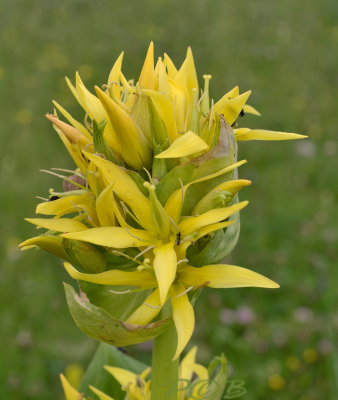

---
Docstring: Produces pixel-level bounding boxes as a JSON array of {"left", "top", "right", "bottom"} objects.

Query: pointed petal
[
  {"left": 178, "top": 201, "right": 248, "bottom": 236},
  {"left": 153, "top": 241, "right": 177, "bottom": 305},
  {"left": 56, "top": 130, "right": 88, "bottom": 174},
  {"left": 104, "top": 366, "right": 137, "bottom": 387},
  {"left": 108, "top": 51, "right": 124, "bottom": 99},
  {"left": 180, "top": 346, "right": 197, "bottom": 382},
  {"left": 157, "top": 58, "right": 171, "bottom": 97},
  {"left": 138, "top": 41, "right": 156, "bottom": 90},
  {"left": 214, "top": 86, "right": 239, "bottom": 108},
  {"left": 171, "top": 282, "right": 195, "bottom": 360},
  {"left": 89, "top": 386, "right": 114, "bottom": 400},
  {"left": 168, "top": 77, "right": 188, "bottom": 132},
  {"left": 64, "top": 262, "right": 156, "bottom": 287},
  {"left": 209, "top": 179, "right": 251, "bottom": 194},
  {"left": 214, "top": 91, "right": 251, "bottom": 125},
  {"left": 94, "top": 86, "right": 151, "bottom": 170},
  {"left": 46, "top": 114, "right": 91, "bottom": 147},
  {"left": 179, "top": 265, "right": 280, "bottom": 289},
  {"left": 234, "top": 128, "right": 307, "bottom": 141},
  {"left": 25, "top": 217, "right": 88, "bottom": 233},
  {"left": 65, "top": 76, "right": 81, "bottom": 104},
  {"left": 156, "top": 131, "right": 208, "bottom": 159},
  {"left": 242, "top": 104, "right": 261, "bottom": 116},
  {"left": 18, "top": 235, "right": 70, "bottom": 260},
  {"left": 163, "top": 53, "right": 178, "bottom": 78},
  {"left": 62, "top": 226, "right": 156, "bottom": 248},
  {"left": 142, "top": 89, "right": 178, "bottom": 142},
  {"left": 52, "top": 100, "right": 92, "bottom": 139},
  {"left": 60, "top": 374, "right": 81, "bottom": 400},
  {"left": 96, "top": 183, "right": 116, "bottom": 226},
  {"left": 75, "top": 72, "right": 106, "bottom": 121},
  {"left": 185, "top": 47, "right": 199, "bottom": 100},
  {"left": 126, "top": 288, "right": 161, "bottom": 325},
  {"left": 83, "top": 152, "right": 152, "bottom": 230}
]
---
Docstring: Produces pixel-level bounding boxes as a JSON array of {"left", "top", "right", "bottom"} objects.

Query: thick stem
[{"left": 151, "top": 319, "right": 179, "bottom": 400}]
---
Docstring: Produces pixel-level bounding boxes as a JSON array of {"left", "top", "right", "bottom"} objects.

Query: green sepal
[
  {"left": 193, "top": 190, "right": 233, "bottom": 215},
  {"left": 64, "top": 283, "right": 171, "bottom": 346},
  {"left": 80, "top": 343, "right": 148, "bottom": 400}
]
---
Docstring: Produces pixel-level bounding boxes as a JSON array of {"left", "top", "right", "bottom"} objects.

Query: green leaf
[
  {"left": 64, "top": 283, "right": 170, "bottom": 346},
  {"left": 80, "top": 342, "right": 148, "bottom": 399}
]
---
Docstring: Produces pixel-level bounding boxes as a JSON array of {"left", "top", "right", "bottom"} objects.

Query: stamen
[
  {"left": 39, "top": 170, "right": 86, "bottom": 190},
  {"left": 70, "top": 200, "right": 93, "bottom": 224},
  {"left": 168, "top": 216, "right": 178, "bottom": 232},
  {"left": 143, "top": 167, "right": 153, "bottom": 184},
  {"left": 176, "top": 286, "right": 194, "bottom": 298},
  {"left": 109, "top": 289, "right": 131, "bottom": 294},
  {"left": 134, "top": 245, "right": 155, "bottom": 261},
  {"left": 111, "top": 250, "right": 143, "bottom": 266},
  {"left": 179, "top": 177, "right": 184, "bottom": 204},
  {"left": 177, "top": 258, "right": 189, "bottom": 265},
  {"left": 51, "top": 168, "right": 83, "bottom": 178},
  {"left": 35, "top": 196, "right": 49, "bottom": 202},
  {"left": 144, "top": 303, "right": 161, "bottom": 309},
  {"left": 84, "top": 112, "right": 92, "bottom": 131},
  {"left": 125, "top": 228, "right": 144, "bottom": 242},
  {"left": 183, "top": 102, "right": 191, "bottom": 133}
]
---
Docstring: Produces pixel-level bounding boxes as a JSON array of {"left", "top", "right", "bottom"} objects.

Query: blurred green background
[{"left": 0, "top": 0, "right": 337, "bottom": 399}]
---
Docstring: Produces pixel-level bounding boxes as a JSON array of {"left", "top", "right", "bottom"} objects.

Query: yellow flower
[
  {"left": 21, "top": 42, "right": 306, "bottom": 359},
  {"left": 60, "top": 346, "right": 227, "bottom": 400}
]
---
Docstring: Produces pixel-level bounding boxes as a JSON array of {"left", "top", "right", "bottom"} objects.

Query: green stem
[{"left": 151, "top": 318, "right": 179, "bottom": 400}]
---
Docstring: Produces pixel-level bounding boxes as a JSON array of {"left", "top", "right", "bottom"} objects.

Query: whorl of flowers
[{"left": 20, "top": 42, "right": 306, "bottom": 359}]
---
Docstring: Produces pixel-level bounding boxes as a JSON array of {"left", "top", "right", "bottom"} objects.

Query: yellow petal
[
  {"left": 209, "top": 179, "right": 251, "bottom": 194},
  {"left": 168, "top": 77, "right": 188, "bottom": 133},
  {"left": 56, "top": 129, "right": 88, "bottom": 175},
  {"left": 65, "top": 76, "right": 81, "bottom": 104},
  {"left": 83, "top": 152, "right": 152, "bottom": 230},
  {"left": 46, "top": 114, "right": 91, "bottom": 147},
  {"left": 108, "top": 51, "right": 124, "bottom": 100},
  {"left": 52, "top": 100, "right": 92, "bottom": 139},
  {"left": 126, "top": 288, "right": 161, "bottom": 325},
  {"left": 157, "top": 58, "right": 171, "bottom": 97},
  {"left": 95, "top": 183, "right": 116, "bottom": 227},
  {"left": 155, "top": 131, "right": 208, "bottom": 159},
  {"left": 60, "top": 374, "right": 81, "bottom": 400},
  {"left": 214, "top": 86, "right": 239, "bottom": 108},
  {"left": 164, "top": 160, "right": 247, "bottom": 224},
  {"left": 163, "top": 53, "right": 178, "bottom": 78},
  {"left": 179, "top": 265, "right": 280, "bottom": 289},
  {"left": 25, "top": 217, "right": 88, "bottom": 232},
  {"left": 234, "top": 128, "right": 307, "bottom": 141},
  {"left": 62, "top": 226, "right": 156, "bottom": 248},
  {"left": 214, "top": 91, "right": 251, "bottom": 125},
  {"left": 89, "top": 386, "right": 114, "bottom": 400},
  {"left": 185, "top": 47, "right": 199, "bottom": 101},
  {"left": 153, "top": 241, "right": 177, "bottom": 306},
  {"left": 242, "top": 104, "right": 261, "bottom": 116},
  {"left": 142, "top": 89, "right": 178, "bottom": 142},
  {"left": 178, "top": 201, "right": 248, "bottom": 236},
  {"left": 75, "top": 72, "right": 106, "bottom": 121},
  {"left": 95, "top": 86, "right": 151, "bottom": 170},
  {"left": 18, "top": 235, "right": 70, "bottom": 260},
  {"left": 180, "top": 346, "right": 197, "bottom": 382},
  {"left": 64, "top": 262, "right": 156, "bottom": 287},
  {"left": 138, "top": 41, "right": 156, "bottom": 90},
  {"left": 104, "top": 366, "right": 137, "bottom": 387},
  {"left": 36, "top": 194, "right": 98, "bottom": 226},
  {"left": 171, "top": 282, "right": 195, "bottom": 360}
]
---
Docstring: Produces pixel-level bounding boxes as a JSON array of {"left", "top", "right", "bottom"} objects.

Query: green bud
[
  {"left": 193, "top": 190, "right": 233, "bottom": 215},
  {"left": 63, "top": 238, "right": 107, "bottom": 273}
]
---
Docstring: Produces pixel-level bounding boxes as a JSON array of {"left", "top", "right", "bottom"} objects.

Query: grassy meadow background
[{"left": 0, "top": 0, "right": 337, "bottom": 399}]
